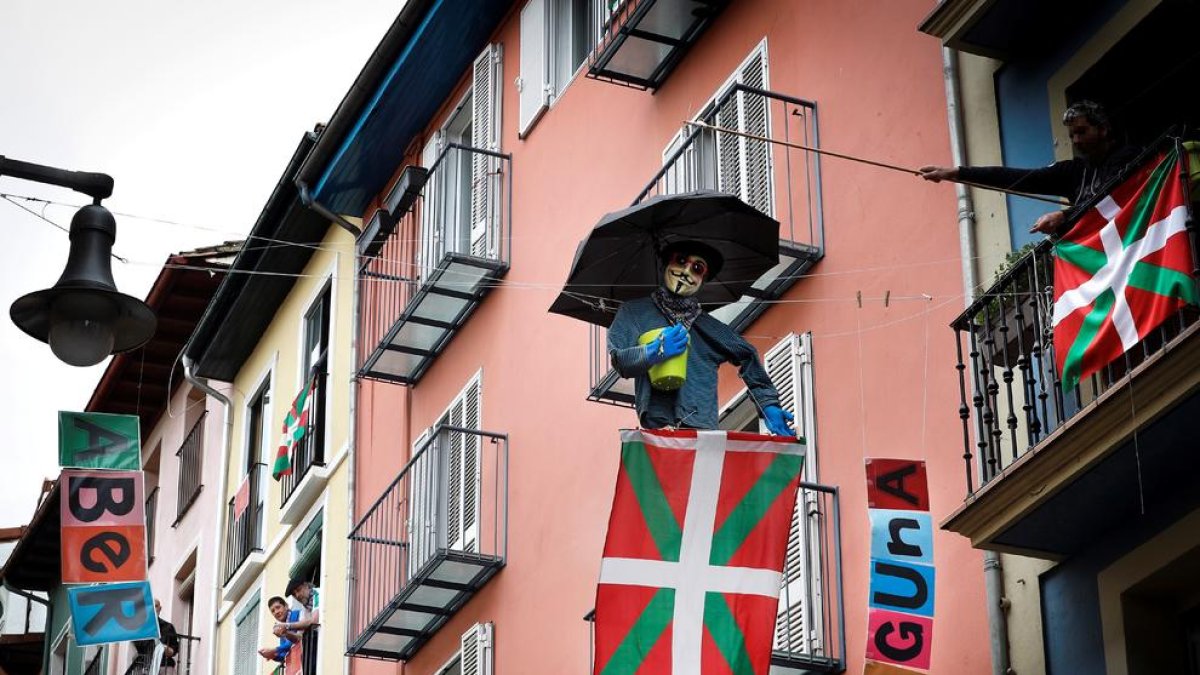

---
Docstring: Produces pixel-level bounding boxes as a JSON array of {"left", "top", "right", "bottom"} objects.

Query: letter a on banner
[
  {"left": 59, "top": 411, "right": 141, "bottom": 470},
  {"left": 67, "top": 580, "right": 159, "bottom": 646},
  {"left": 60, "top": 469, "right": 148, "bottom": 583}
]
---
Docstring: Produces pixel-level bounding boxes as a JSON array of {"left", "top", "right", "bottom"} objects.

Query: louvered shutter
[
  {"left": 460, "top": 622, "right": 493, "bottom": 675},
  {"left": 408, "top": 429, "right": 435, "bottom": 575},
  {"left": 763, "top": 334, "right": 823, "bottom": 656},
  {"left": 518, "top": 0, "right": 549, "bottom": 136},
  {"left": 447, "top": 376, "right": 481, "bottom": 552},
  {"left": 420, "top": 133, "right": 446, "bottom": 279},
  {"left": 715, "top": 47, "right": 773, "bottom": 217},
  {"left": 233, "top": 596, "right": 260, "bottom": 675},
  {"left": 471, "top": 44, "right": 502, "bottom": 258}
]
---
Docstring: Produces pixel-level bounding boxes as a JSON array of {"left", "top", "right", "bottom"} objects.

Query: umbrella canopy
[{"left": 548, "top": 190, "right": 780, "bottom": 327}]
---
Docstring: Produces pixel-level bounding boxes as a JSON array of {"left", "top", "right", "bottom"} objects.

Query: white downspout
[
  {"left": 343, "top": 243, "right": 359, "bottom": 675},
  {"left": 183, "top": 354, "right": 233, "bottom": 675},
  {"left": 941, "top": 46, "right": 1012, "bottom": 675}
]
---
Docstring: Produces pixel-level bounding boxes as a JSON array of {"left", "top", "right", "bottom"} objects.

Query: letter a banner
[
  {"left": 864, "top": 459, "right": 935, "bottom": 674},
  {"left": 60, "top": 469, "right": 148, "bottom": 583},
  {"left": 594, "top": 429, "right": 805, "bottom": 674}
]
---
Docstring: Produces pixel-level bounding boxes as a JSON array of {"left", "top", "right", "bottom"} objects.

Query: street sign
[{"left": 58, "top": 412, "right": 140, "bottom": 470}]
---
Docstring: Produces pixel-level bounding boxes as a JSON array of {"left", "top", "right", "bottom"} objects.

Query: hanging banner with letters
[
  {"left": 60, "top": 469, "right": 149, "bottom": 583},
  {"left": 59, "top": 411, "right": 141, "bottom": 470},
  {"left": 67, "top": 580, "right": 159, "bottom": 646},
  {"left": 863, "top": 459, "right": 934, "bottom": 674}
]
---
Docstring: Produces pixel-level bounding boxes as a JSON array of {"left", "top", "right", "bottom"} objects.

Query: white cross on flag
[
  {"left": 1053, "top": 148, "right": 1197, "bottom": 390},
  {"left": 593, "top": 429, "right": 805, "bottom": 674}
]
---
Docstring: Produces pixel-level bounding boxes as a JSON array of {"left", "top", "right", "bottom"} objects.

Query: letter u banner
[{"left": 863, "top": 459, "right": 934, "bottom": 674}]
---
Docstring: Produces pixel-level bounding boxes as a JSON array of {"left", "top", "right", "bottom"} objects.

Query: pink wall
[{"left": 354, "top": 0, "right": 990, "bottom": 672}]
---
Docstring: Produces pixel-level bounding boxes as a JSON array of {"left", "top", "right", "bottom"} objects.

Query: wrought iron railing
[
  {"left": 348, "top": 425, "right": 508, "bottom": 647},
  {"left": 145, "top": 486, "right": 159, "bottom": 566},
  {"left": 589, "top": 84, "right": 824, "bottom": 403},
  {"left": 223, "top": 464, "right": 265, "bottom": 584},
  {"left": 951, "top": 232, "right": 1200, "bottom": 495},
  {"left": 175, "top": 413, "right": 205, "bottom": 522},
  {"left": 357, "top": 143, "right": 513, "bottom": 374},
  {"left": 281, "top": 368, "right": 326, "bottom": 507},
  {"left": 84, "top": 650, "right": 104, "bottom": 675},
  {"left": 124, "top": 634, "right": 201, "bottom": 675}
]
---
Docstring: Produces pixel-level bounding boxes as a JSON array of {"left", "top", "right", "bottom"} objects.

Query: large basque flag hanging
[
  {"left": 594, "top": 429, "right": 805, "bottom": 675},
  {"left": 1053, "top": 148, "right": 1197, "bottom": 390},
  {"left": 272, "top": 374, "right": 318, "bottom": 480}
]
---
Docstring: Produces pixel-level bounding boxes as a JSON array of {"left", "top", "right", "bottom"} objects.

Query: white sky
[{"left": 0, "top": 0, "right": 403, "bottom": 527}]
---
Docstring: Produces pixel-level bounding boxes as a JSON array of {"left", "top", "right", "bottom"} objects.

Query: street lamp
[{"left": 1, "top": 156, "right": 156, "bottom": 367}]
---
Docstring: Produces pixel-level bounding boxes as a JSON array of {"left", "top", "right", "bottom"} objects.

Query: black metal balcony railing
[
  {"left": 584, "top": 482, "right": 845, "bottom": 674},
  {"left": 587, "top": 0, "right": 731, "bottom": 90},
  {"left": 951, "top": 237, "right": 1200, "bottom": 495},
  {"left": 224, "top": 464, "right": 265, "bottom": 584},
  {"left": 124, "top": 634, "right": 201, "bottom": 675},
  {"left": 590, "top": 84, "right": 824, "bottom": 405},
  {"left": 145, "top": 486, "right": 159, "bottom": 566},
  {"left": 281, "top": 369, "right": 327, "bottom": 507},
  {"left": 347, "top": 425, "right": 508, "bottom": 661},
  {"left": 357, "top": 144, "right": 513, "bottom": 385},
  {"left": 175, "top": 412, "right": 206, "bottom": 523},
  {"left": 84, "top": 650, "right": 103, "bottom": 675}
]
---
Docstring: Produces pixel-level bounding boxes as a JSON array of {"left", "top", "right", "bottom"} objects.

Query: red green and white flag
[
  {"left": 1053, "top": 149, "right": 1197, "bottom": 390},
  {"left": 272, "top": 374, "right": 318, "bottom": 480},
  {"left": 594, "top": 429, "right": 805, "bottom": 674}
]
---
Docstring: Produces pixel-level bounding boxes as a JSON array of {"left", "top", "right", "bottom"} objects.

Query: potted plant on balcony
[{"left": 971, "top": 242, "right": 1047, "bottom": 371}]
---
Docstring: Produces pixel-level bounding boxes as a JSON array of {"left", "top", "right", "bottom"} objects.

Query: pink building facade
[{"left": 299, "top": 0, "right": 995, "bottom": 672}]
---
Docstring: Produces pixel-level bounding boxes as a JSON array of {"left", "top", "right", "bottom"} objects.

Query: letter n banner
[{"left": 863, "top": 459, "right": 934, "bottom": 674}]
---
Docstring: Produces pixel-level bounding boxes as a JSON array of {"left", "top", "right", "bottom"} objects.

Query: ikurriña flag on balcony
[
  {"left": 272, "top": 373, "right": 318, "bottom": 480},
  {"left": 594, "top": 428, "right": 804, "bottom": 674},
  {"left": 1053, "top": 147, "right": 1197, "bottom": 391}
]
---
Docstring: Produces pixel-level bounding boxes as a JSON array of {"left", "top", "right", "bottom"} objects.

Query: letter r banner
[{"left": 67, "top": 581, "right": 159, "bottom": 646}]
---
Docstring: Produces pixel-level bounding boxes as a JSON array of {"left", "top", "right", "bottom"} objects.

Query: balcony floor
[{"left": 347, "top": 550, "right": 504, "bottom": 661}]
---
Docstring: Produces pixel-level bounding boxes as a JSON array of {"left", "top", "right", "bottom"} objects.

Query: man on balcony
[
  {"left": 132, "top": 599, "right": 180, "bottom": 674},
  {"left": 277, "top": 578, "right": 320, "bottom": 675},
  {"left": 919, "top": 100, "right": 1141, "bottom": 235},
  {"left": 258, "top": 596, "right": 301, "bottom": 664},
  {"left": 607, "top": 241, "right": 795, "bottom": 436}
]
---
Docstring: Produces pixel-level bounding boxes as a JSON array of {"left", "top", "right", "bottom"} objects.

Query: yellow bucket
[{"left": 639, "top": 328, "right": 689, "bottom": 391}]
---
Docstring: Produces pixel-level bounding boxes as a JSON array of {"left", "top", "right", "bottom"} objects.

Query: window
[
  {"left": 661, "top": 41, "right": 773, "bottom": 216},
  {"left": 246, "top": 380, "right": 270, "bottom": 476},
  {"left": 232, "top": 595, "right": 260, "bottom": 675},
  {"left": 290, "top": 510, "right": 324, "bottom": 584},
  {"left": 302, "top": 285, "right": 330, "bottom": 378},
  {"left": 300, "top": 285, "right": 330, "bottom": 467},
  {"left": 450, "top": 623, "right": 492, "bottom": 675},
  {"left": 421, "top": 44, "right": 503, "bottom": 273},
  {"left": 518, "top": 0, "right": 599, "bottom": 135},
  {"left": 718, "top": 333, "right": 823, "bottom": 655}
]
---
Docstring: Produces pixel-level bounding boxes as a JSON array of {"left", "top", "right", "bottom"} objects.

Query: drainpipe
[
  {"left": 183, "top": 354, "right": 233, "bottom": 675},
  {"left": 296, "top": 178, "right": 362, "bottom": 238},
  {"left": 942, "top": 46, "right": 1011, "bottom": 675},
  {"left": 343, "top": 244, "right": 359, "bottom": 675}
]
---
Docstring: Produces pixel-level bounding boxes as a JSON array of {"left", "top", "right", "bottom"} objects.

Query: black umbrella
[{"left": 548, "top": 190, "right": 780, "bottom": 327}]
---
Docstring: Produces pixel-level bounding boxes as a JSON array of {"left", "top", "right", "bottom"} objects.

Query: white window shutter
[
  {"left": 471, "top": 44, "right": 502, "bottom": 258},
  {"left": 460, "top": 622, "right": 493, "bottom": 675},
  {"left": 738, "top": 50, "right": 773, "bottom": 216},
  {"left": 447, "top": 375, "right": 482, "bottom": 552},
  {"left": 447, "top": 397, "right": 465, "bottom": 550},
  {"left": 420, "top": 133, "right": 446, "bottom": 279},
  {"left": 518, "top": 0, "right": 549, "bottom": 136},
  {"left": 232, "top": 597, "right": 260, "bottom": 675},
  {"left": 408, "top": 429, "right": 435, "bottom": 574}
]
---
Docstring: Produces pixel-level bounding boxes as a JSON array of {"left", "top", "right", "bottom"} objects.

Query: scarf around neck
[{"left": 652, "top": 286, "right": 702, "bottom": 329}]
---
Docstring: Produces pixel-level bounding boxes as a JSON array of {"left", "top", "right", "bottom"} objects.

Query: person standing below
[
  {"left": 132, "top": 599, "right": 180, "bottom": 674},
  {"left": 277, "top": 578, "right": 320, "bottom": 675},
  {"left": 919, "top": 100, "right": 1142, "bottom": 235}
]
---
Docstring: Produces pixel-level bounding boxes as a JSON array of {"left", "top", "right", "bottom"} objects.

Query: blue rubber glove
[
  {"left": 762, "top": 405, "right": 795, "bottom": 437},
  {"left": 644, "top": 324, "right": 689, "bottom": 365}
]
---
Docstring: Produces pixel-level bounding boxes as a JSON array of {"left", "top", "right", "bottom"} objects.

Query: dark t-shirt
[{"left": 133, "top": 619, "right": 180, "bottom": 667}]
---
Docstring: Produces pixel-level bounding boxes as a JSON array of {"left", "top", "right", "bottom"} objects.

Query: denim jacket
[{"left": 607, "top": 297, "right": 781, "bottom": 429}]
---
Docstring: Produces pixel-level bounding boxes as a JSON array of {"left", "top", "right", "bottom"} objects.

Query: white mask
[{"left": 662, "top": 253, "right": 709, "bottom": 297}]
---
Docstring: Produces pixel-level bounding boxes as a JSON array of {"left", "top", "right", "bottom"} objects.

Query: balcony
[
  {"left": 123, "top": 634, "right": 201, "bottom": 675},
  {"left": 588, "top": 0, "right": 730, "bottom": 90},
  {"left": 944, "top": 235, "right": 1200, "bottom": 558},
  {"left": 174, "top": 412, "right": 205, "bottom": 523},
  {"left": 357, "top": 144, "right": 512, "bottom": 385},
  {"left": 280, "top": 368, "right": 328, "bottom": 524},
  {"left": 347, "top": 425, "right": 508, "bottom": 661},
  {"left": 590, "top": 84, "right": 824, "bottom": 405},
  {"left": 223, "top": 463, "right": 266, "bottom": 600},
  {"left": 585, "top": 482, "right": 846, "bottom": 674}
]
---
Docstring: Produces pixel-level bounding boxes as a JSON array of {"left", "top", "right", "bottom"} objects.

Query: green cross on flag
[
  {"left": 594, "top": 429, "right": 805, "bottom": 674},
  {"left": 1053, "top": 148, "right": 1198, "bottom": 391},
  {"left": 272, "top": 374, "right": 318, "bottom": 480}
]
